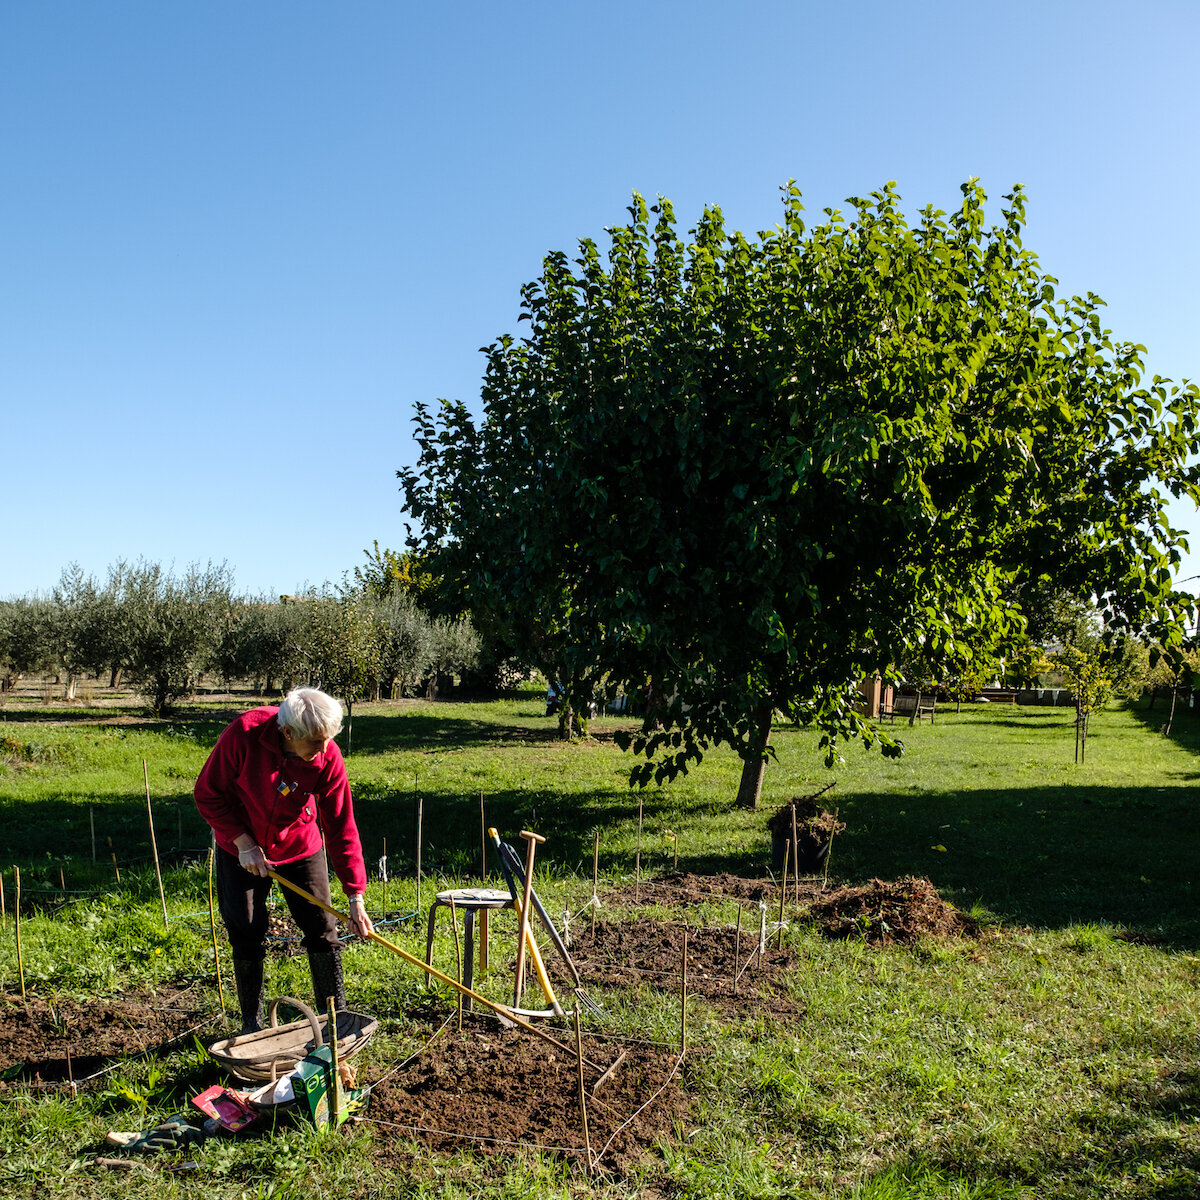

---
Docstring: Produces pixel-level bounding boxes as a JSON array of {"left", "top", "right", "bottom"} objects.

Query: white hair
[{"left": 277, "top": 687, "right": 343, "bottom": 740}]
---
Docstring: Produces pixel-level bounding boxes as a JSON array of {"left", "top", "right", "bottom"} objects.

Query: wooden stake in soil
[
  {"left": 107, "top": 837, "right": 120, "bottom": 884},
  {"left": 144, "top": 759, "right": 169, "bottom": 930},
  {"left": 680, "top": 927, "right": 689, "bottom": 1053},
  {"left": 822, "top": 807, "right": 840, "bottom": 890},
  {"left": 733, "top": 903, "right": 743, "bottom": 997},
  {"left": 415, "top": 793, "right": 423, "bottom": 917},
  {"left": 67, "top": 1044, "right": 76, "bottom": 1097},
  {"left": 14, "top": 865, "right": 25, "bottom": 1000},
  {"left": 574, "top": 1006, "right": 593, "bottom": 1174},
  {"left": 0, "top": 870, "right": 5, "bottom": 920},
  {"left": 90, "top": 806, "right": 96, "bottom": 862},
  {"left": 327, "top": 995, "right": 342, "bottom": 1123},
  {"left": 479, "top": 792, "right": 487, "bottom": 882},
  {"left": 665, "top": 829, "right": 679, "bottom": 869},
  {"left": 635, "top": 796, "right": 644, "bottom": 901},
  {"left": 590, "top": 830, "right": 599, "bottom": 941},
  {"left": 450, "top": 894, "right": 463, "bottom": 1031},
  {"left": 59, "top": 865, "right": 66, "bottom": 891},
  {"left": 777, "top": 838, "right": 790, "bottom": 949},
  {"left": 381, "top": 836, "right": 387, "bottom": 918},
  {"left": 206, "top": 845, "right": 226, "bottom": 1013},
  {"left": 790, "top": 803, "right": 801, "bottom": 902}
]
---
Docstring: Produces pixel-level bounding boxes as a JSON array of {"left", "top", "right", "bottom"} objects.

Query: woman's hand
[
  {"left": 347, "top": 895, "right": 374, "bottom": 939},
  {"left": 235, "top": 838, "right": 272, "bottom": 878}
]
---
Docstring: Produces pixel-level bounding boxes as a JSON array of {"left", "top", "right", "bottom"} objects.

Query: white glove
[
  {"left": 347, "top": 894, "right": 374, "bottom": 939},
  {"left": 237, "top": 844, "right": 271, "bottom": 877}
]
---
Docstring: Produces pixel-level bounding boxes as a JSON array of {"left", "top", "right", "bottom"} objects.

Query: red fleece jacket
[{"left": 194, "top": 706, "right": 367, "bottom": 895}]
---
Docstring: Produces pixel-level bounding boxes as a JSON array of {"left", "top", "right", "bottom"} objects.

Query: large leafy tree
[{"left": 400, "top": 181, "right": 1200, "bottom": 806}]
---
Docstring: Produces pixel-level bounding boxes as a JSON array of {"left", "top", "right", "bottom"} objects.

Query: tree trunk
[
  {"left": 735, "top": 706, "right": 774, "bottom": 810},
  {"left": 1164, "top": 684, "right": 1179, "bottom": 737}
]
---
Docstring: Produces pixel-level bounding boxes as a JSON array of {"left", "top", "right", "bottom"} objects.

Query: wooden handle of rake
[
  {"left": 264, "top": 869, "right": 592, "bottom": 1067},
  {"left": 514, "top": 830, "right": 545, "bottom": 1007}
]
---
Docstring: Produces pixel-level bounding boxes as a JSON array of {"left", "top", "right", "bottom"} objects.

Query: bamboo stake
[
  {"left": 791, "top": 803, "right": 801, "bottom": 901},
  {"left": 90, "top": 806, "right": 96, "bottom": 862},
  {"left": 777, "top": 839, "right": 790, "bottom": 949},
  {"left": 0, "top": 869, "right": 5, "bottom": 920},
  {"left": 590, "top": 831, "right": 599, "bottom": 941},
  {"left": 381, "top": 837, "right": 388, "bottom": 918},
  {"left": 479, "top": 792, "right": 486, "bottom": 882},
  {"left": 144, "top": 760, "right": 168, "bottom": 930},
  {"left": 450, "top": 895, "right": 463, "bottom": 1031},
  {"left": 635, "top": 796, "right": 643, "bottom": 900},
  {"left": 680, "top": 928, "right": 688, "bottom": 1052},
  {"left": 733, "top": 904, "right": 743, "bottom": 997},
  {"left": 107, "top": 837, "right": 120, "bottom": 884},
  {"left": 14, "top": 866, "right": 25, "bottom": 1000},
  {"left": 665, "top": 830, "right": 678, "bottom": 869},
  {"left": 574, "top": 1006, "right": 593, "bottom": 1174},
  {"left": 822, "top": 808, "right": 839, "bottom": 890},
  {"left": 415, "top": 793, "right": 423, "bottom": 917},
  {"left": 327, "top": 995, "right": 342, "bottom": 1124},
  {"left": 206, "top": 845, "right": 225, "bottom": 1013},
  {"left": 67, "top": 1044, "right": 76, "bottom": 1097},
  {"left": 176, "top": 804, "right": 182, "bottom": 849},
  {"left": 58, "top": 865, "right": 66, "bottom": 891}
]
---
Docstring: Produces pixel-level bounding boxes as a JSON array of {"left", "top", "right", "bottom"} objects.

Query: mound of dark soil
[
  {"left": 0, "top": 985, "right": 213, "bottom": 1086},
  {"left": 366, "top": 1024, "right": 688, "bottom": 1170},
  {"left": 805, "top": 877, "right": 977, "bottom": 945}
]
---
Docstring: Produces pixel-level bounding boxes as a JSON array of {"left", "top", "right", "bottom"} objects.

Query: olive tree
[
  {"left": 117, "top": 560, "right": 235, "bottom": 715},
  {"left": 401, "top": 181, "right": 1200, "bottom": 806}
]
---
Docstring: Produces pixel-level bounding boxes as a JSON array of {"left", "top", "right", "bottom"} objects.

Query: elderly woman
[{"left": 195, "top": 687, "right": 374, "bottom": 1031}]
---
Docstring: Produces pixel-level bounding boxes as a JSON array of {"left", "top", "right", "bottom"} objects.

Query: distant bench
[{"left": 880, "top": 693, "right": 936, "bottom": 723}]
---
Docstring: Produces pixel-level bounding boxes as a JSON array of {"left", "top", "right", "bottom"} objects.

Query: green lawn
[{"left": 1, "top": 695, "right": 1198, "bottom": 1198}]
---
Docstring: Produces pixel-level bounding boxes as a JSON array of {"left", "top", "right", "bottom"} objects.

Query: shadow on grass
[{"left": 11, "top": 775, "right": 1200, "bottom": 949}]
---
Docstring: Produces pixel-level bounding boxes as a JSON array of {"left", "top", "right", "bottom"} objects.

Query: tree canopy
[{"left": 400, "top": 181, "right": 1200, "bottom": 804}]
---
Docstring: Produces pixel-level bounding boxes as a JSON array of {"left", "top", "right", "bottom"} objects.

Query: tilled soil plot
[
  {"left": 0, "top": 985, "right": 213, "bottom": 1086},
  {"left": 366, "top": 1025, "right": 688, "bottom": 1171},
  {"left": 603, "top": 871, "right": 789, "bottom": 907},
  {"left": 570, "top": 918, "right": 801, "bottom": 1016},
  {"left": 804, "top": 876, "right": 979, "bottom": 945}
]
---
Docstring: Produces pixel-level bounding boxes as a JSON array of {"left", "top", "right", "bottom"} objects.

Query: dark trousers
[{"left": 216, "top": 845, "right": 340, "bottom": 960}]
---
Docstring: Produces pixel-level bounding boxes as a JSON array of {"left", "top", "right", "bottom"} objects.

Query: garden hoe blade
[{"left": 492, "top": 831, "right": 603, "bottom": 1016}]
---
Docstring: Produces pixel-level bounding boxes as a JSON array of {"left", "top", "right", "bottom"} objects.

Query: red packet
[{"left": 190, "top": 1084, "right": 260, "bottom": 1132}]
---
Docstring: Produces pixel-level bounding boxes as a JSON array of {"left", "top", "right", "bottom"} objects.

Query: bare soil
[
  {"left": 603, "top": 871, "right": 781, "bottom": 907},
  {"left": 366, "top": 1023, "right": 689, "bottom": 1171},
  {"left": 571, "top": 917, "right": 802, "bottom": 1016},
  {"left": 0, "top": 985, "right": 212, "bottom": 1086}
]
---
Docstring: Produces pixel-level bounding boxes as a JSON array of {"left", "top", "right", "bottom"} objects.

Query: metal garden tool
[
  {"left": 484, "top": 831, "right": 564, "bottom": 1017},
  {"left": 263, "top": 870, "right": 601, "bottom": 1068},
  {"left": 491, "top": 830, "right": 603, "bottom": 1016}
]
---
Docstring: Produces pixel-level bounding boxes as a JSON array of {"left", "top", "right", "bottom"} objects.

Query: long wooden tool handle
[
  {"left": 514, "top": 831, "right": 543, "bottom": 1006},
  {"left": 264, "top": 869, "right": 584, "bottom": 1064}
]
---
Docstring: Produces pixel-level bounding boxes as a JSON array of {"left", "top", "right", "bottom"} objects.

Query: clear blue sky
[{"left": 4, "top": 1, "right": 1198, "bottom": 598}]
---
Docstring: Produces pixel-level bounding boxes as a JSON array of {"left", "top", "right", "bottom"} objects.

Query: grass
[{"left": 0, "top": 692, "right": 1199, "bottom": 1197}]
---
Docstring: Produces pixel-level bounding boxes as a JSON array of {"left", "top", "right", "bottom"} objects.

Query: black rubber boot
[
  {"left": 232, "top": 958, "right": 265, "bottom": 1033},
  {"left": 308, "top": 949, "right": 346, "bottom": 1037}
]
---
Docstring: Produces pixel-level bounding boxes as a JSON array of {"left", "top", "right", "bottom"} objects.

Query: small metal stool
[{"left": 423, "top": 887, "right": 513, "bottom": 1006}]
